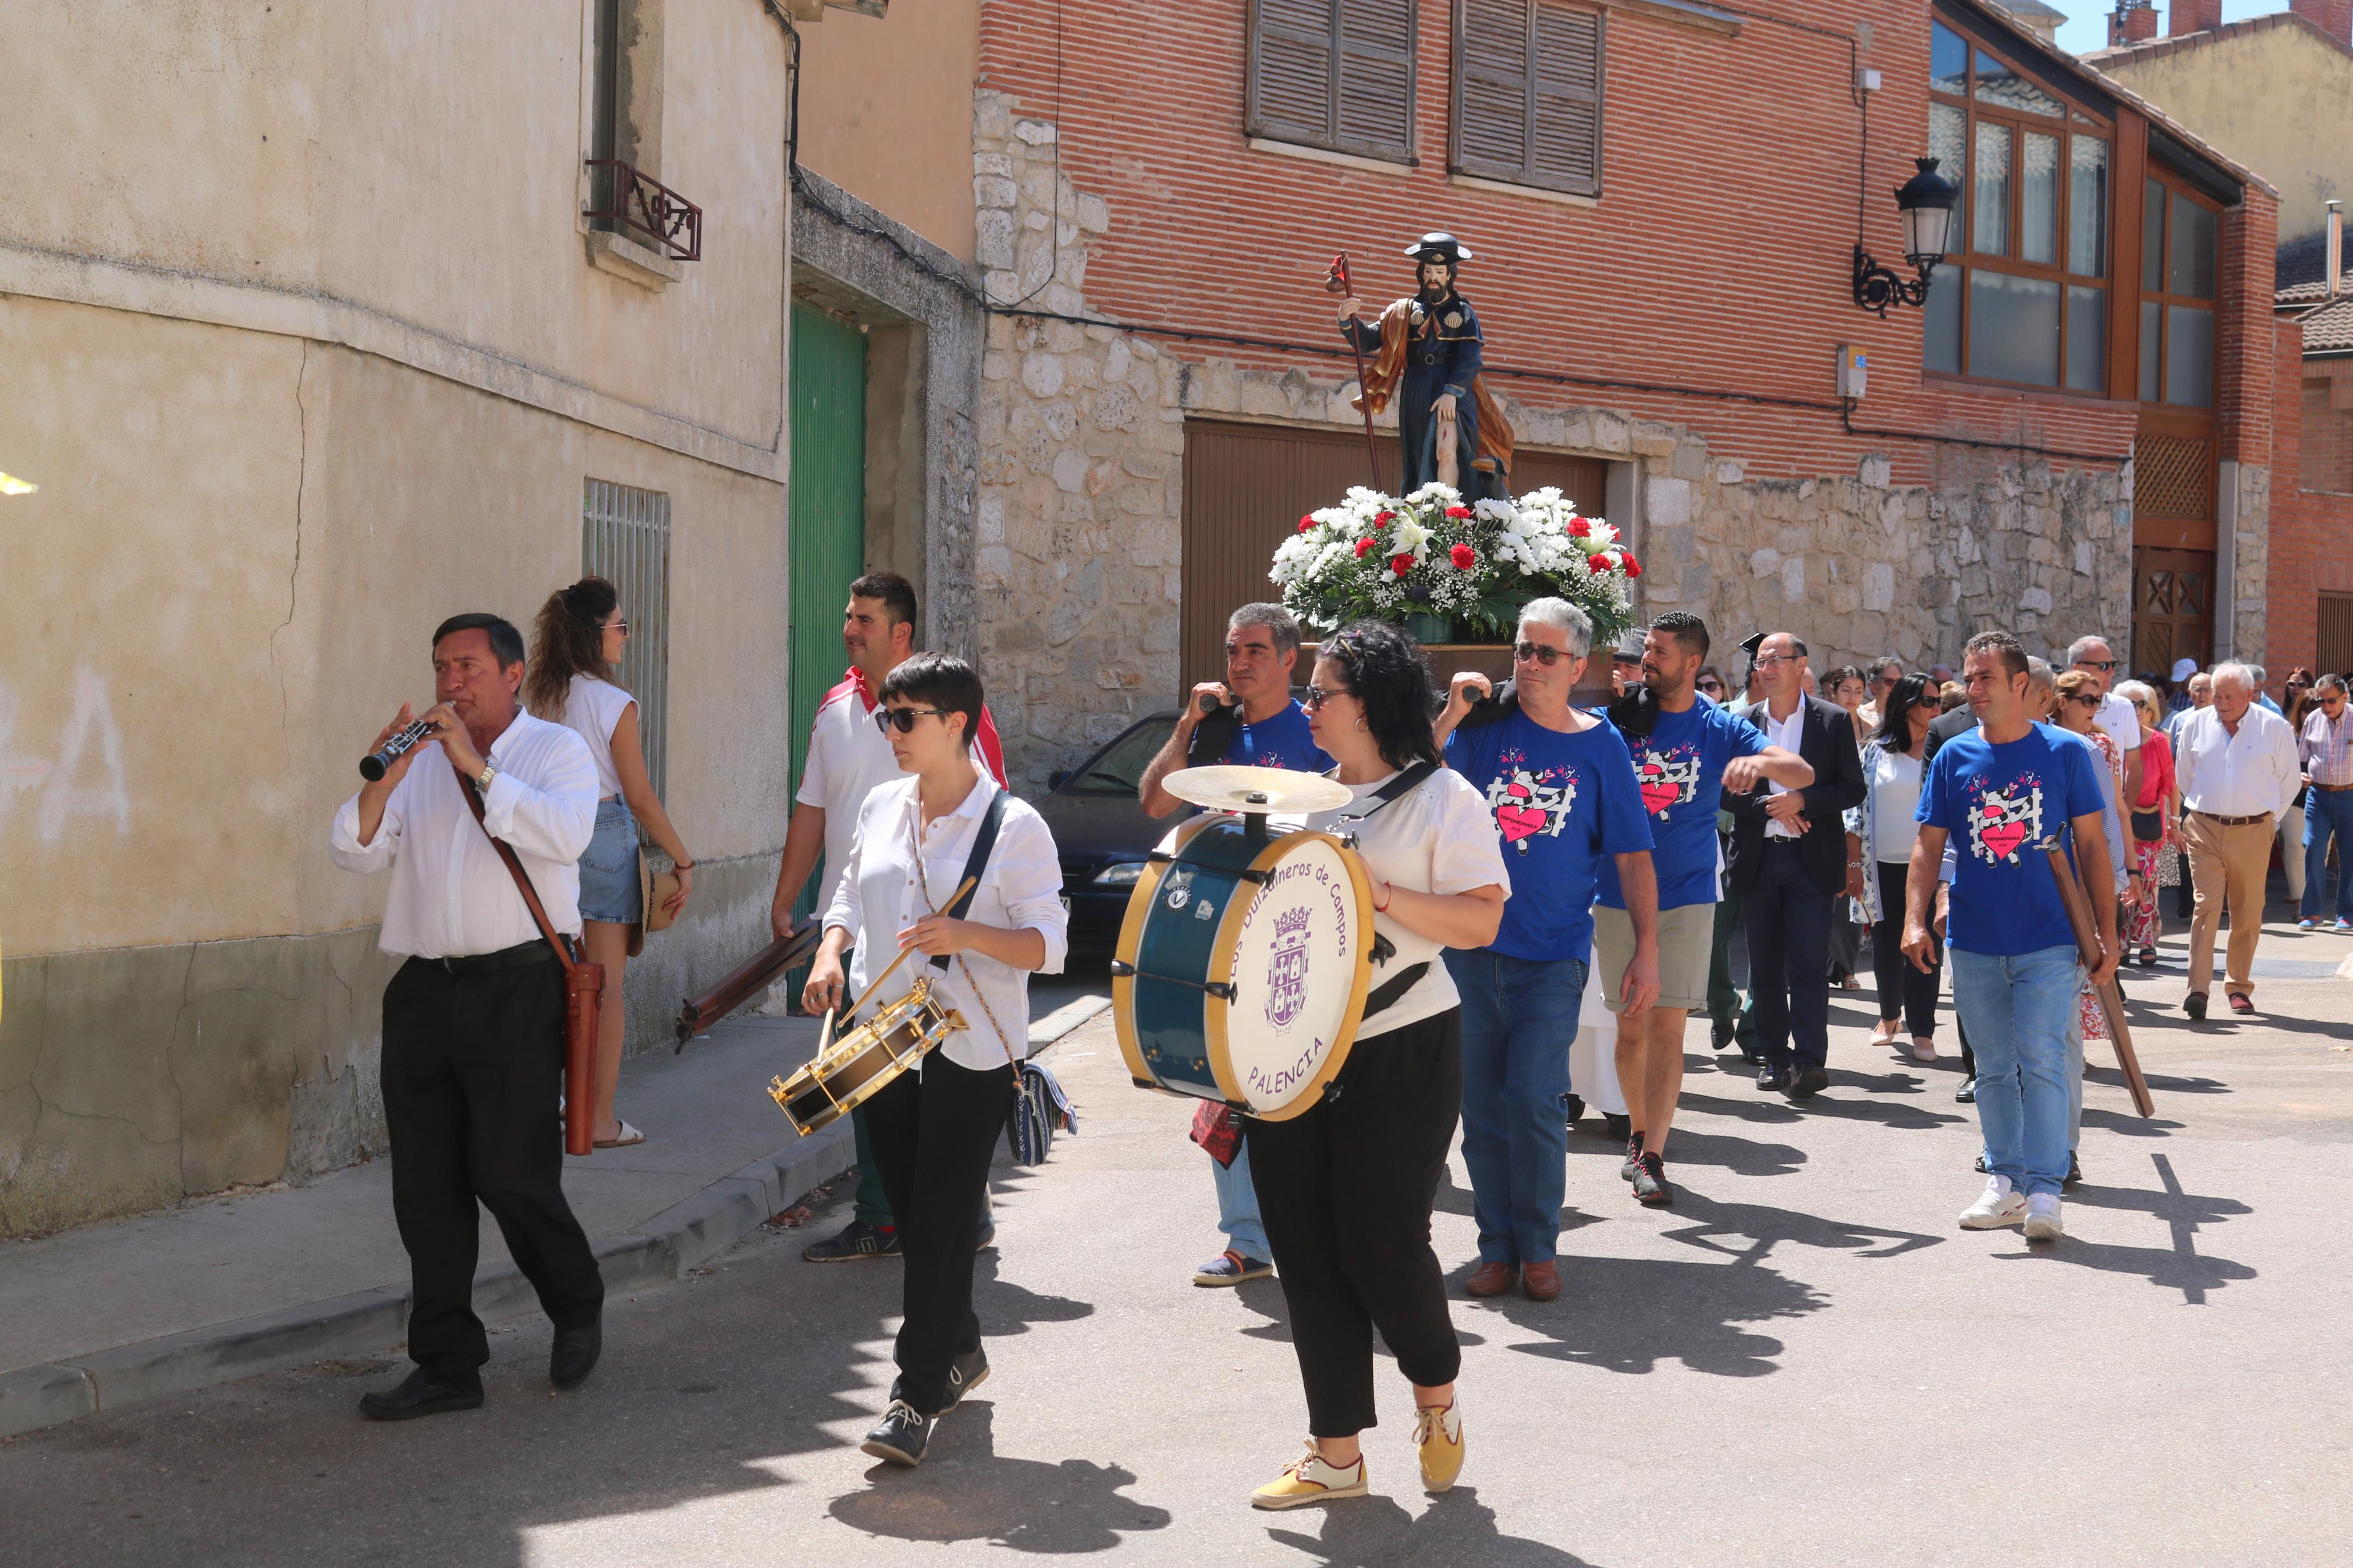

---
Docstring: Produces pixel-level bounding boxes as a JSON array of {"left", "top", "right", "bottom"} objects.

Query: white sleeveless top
[{"left": 561, "top": 675, "right": 635, "bottom": 800}]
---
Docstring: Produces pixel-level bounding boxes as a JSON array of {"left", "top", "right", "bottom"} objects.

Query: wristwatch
[{"left": 475, "top": 762, "right": 499, "bottom": 792}]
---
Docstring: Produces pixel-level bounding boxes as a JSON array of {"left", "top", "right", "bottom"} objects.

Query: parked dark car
[{"left": 1034, "top": 710, "right": 1180, "bottom": 952}]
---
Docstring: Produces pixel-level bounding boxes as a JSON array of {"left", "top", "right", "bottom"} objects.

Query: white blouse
[
  {"left": 824, "top": 774, "right": 1068, "bottom": 1073},
  {"left": 1867, "top": 745, "right": 1924, "bottom": 862},
  {"left": 561, "top": 675, "right": 635, "bottom": 801},
  {"left": 1301, "top": 766, "right": 1510, "bottom": 1040}
]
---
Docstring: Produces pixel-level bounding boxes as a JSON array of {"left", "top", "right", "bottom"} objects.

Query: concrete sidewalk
[{"left": 0, "top": 988, "right": 1109, "bottom": 1439}]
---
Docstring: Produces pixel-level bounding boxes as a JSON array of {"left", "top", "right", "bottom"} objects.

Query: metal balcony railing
[{"left": 584, "top": 159, "right": 702, "bottom": 262}]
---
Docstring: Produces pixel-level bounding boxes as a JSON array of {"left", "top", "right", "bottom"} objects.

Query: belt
[
  {"left": 417, "top": 940, "right": 559, "bottom": 975},
  {"left": 1761, "top": 835, "right": 1806, "bottom": 848},
  {"left": 2191, "top": 809, "right": 2272, "bottom": 827},
  {"left": 2314, "top": 781, "right": 2353, "bottom": 792}
]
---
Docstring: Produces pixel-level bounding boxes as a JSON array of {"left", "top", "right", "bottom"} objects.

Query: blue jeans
[
  {"left": 2304, "top": 789, "right": 2353, "bottom": 921},
  {"left": 1211, "top": 1137, "right": 1270, "bottom": 1263},
  {"left": 1444, "top": 948, "right": 1585, "bottom": 1267},
  {"left": 1950, "top": 945, "right": 2079, "bottom": 1199}
]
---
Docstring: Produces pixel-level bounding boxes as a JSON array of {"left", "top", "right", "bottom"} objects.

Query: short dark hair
[
  {"left": 432, "top": 612, "right": 526, "bottom": 669},
  {"left": 1649, "top": 611, "right": 1710, "bottom": 660},
  {"left": 850, "top": 571, "right": 919, "bottom": 632},
  {"left": 1964, "top": 628, "right": 2028, "bottom": 680},
  {"left": 879, "top": 650, "right": 982, "bottom": 746},
  {"left": 1317, "top": 621, "right": 1439, "bottom": 770}
]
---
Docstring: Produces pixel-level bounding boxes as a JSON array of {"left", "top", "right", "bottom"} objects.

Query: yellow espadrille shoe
[
  {"left": 1414, "top": 1400, "right": 1465, "bottom": 1494},
  {"left": 1251, "top": 1441, "right": 1369, "bottom": 1510}
]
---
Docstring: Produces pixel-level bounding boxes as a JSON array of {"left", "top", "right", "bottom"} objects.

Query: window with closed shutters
[
  {"left": 1451, "top": 0, "right": 1603, "bottom": 198},
  {"left": 583, "top": 479, "right": 673, "bottom": 798},
  {"left": 2319, "top": 593, "right": 2353, "bottom": 681},
  {"left": 1247, "top": 0, "right": 1418, "bottom": 164}
]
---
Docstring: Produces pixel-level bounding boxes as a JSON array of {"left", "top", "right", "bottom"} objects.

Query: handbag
[
  {"left": 2157, "top": 837, "right": 2182, "bottom": 888},
  {"left": 1190, "top": 1099, "right": 1242, "bottom": 1168},
  {"left": 455, "top": 763, "right": 604, "bottom": 1156}
]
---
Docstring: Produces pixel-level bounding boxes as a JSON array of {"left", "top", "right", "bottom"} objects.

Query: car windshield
[{"left": 1060, "top": 716, "right": 1176, "bottom": 795}]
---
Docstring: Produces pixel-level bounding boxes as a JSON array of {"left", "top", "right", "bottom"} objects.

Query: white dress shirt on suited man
[
  {"left": 1759, "top": 699, "right": 1805, "bottom": 838},
  {"left": 2174, "top": 702, "right": 2302, "bottom": 820},
  {"left": 329, "top": 711, "right": 600, "bottom": 957},
  {"left": 825, "top": 773, "right": 1067, "bottom": 1075}
]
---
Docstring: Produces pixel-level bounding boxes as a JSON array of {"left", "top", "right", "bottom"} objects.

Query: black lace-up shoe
[
  {"left": 359, "top": 1367, "right": 484, "bottom": 1423},
  {"left": 861, "top": 1400, "right": 932, "bottom": 1467}
]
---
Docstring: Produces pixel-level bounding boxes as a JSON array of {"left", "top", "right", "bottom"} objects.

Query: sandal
[{"left": 594, "top": 1120, "right": 647, "bottom": 1149}]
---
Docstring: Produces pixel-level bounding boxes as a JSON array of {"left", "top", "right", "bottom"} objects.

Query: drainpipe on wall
[{"left": 2329, "top": 201, "right": 2343, "bottom": 298}]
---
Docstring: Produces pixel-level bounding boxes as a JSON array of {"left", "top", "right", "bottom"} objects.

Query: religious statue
[{"left": 1333, "top": 232, "right": 1516, "bottom": 502}]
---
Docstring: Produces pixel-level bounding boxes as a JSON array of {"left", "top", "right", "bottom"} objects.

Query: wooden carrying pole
[
  {"left": 672, "top": 916, "right": 824, "bottom": 1051},
  {"left": 2043, "top": 845, "right": 2156, "bottom": 1118}
]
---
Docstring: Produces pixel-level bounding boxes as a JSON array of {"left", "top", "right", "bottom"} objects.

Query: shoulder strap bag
[{"left": 455, "top": 762, "right": 604, "bottom": 1157}]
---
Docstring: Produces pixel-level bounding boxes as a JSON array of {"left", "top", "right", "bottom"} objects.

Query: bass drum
[{"left": 1112, "top": 813, "right": 1373, "bottom": 1120}]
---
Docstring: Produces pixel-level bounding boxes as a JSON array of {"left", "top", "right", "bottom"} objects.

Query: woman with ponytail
[{"left": 527, "top": 576, "right": 694, "bottom": 1149}]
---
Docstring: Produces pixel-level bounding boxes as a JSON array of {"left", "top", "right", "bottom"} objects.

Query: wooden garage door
[{"left": 1179, "top": 418, "right": 1608, "bottom": 687}]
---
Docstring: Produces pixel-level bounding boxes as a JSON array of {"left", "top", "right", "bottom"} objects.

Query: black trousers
[
  {"left": 1871, "top": 860, "right": 1942, "bottom": 1037},
  {"left": 381, "top": 952, "right": 605, "bottom": 1380},
  {"left": 1745, "top": 842, "right": 1835, "bottom": 1072},
  {"left": 1245, "top": 1008, "right": 1463, "bottom": 1439},
  {"left": 863, "top": 1053, "right": 1016, "bottom": 1416}
]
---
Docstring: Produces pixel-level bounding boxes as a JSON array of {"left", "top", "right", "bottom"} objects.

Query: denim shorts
[{"left": 579, "top": 798, "right": 643, "bottom": 923}]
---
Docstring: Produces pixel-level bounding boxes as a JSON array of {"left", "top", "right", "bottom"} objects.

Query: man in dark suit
[{"left": 1722, "top": 632, "right": 1867, "bottom": 1099}]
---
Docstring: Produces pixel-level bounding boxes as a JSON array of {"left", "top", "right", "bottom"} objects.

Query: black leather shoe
[
  {"left": 2184, "top": 991, "right": 2208, "bottom": 1020},
  {"left": 1955, "top": 1076, "right": 1977, "bottom": 1104},
  {"left": 1786, "top": 1066, "right": 1830, "bottom": 1100},
  {"left": 942, "top": 1347, "right": 990, "bottom": 1411},
  {"left": 359, "top": 1367, "right": 483, "bottom": 1422},
  {"left": 1710, "top": 1017, "right": 1737, "bottom": 1051},
  {"left": 1755, "top": 1063, "right": 1789, "bottom": 1093},
  {"left": 2065, "top": 1151, "right": 2083, "bottom": 1190},
  {"left": 861, "top": 1400, "right": 932, "bottom": 1467},
  {"left": 550, "top": 1314, "right": 602, "bottom": 1391}
]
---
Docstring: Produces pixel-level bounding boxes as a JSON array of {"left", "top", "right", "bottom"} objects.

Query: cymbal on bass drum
[{"left": 1161, "top": 765, "right": 1351, "bottom": 815}]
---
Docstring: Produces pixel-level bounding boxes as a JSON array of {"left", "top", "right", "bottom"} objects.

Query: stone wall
[
  {"left": 970, "top": 93, "right": 2142, "bottom": 790},
  {"left": 2228, "top": 459, "right": 2273, "bottom": 663}
]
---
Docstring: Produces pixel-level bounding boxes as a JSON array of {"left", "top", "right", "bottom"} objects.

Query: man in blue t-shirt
[
  {"left": 1436, "top": 599, "right": 1658, "bottom": 1302},
  {"left": 1596, "top": 613, "right": 1812, "bottom": 1206},
  {"left": 1904, "top": 630, "right": 2117, "bottom": 1245},
  {"left": 1137, "top": 603, "right": 1332, "bottom": 1292}
]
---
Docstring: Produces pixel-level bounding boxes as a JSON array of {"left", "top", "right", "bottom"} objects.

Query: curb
[{"left": 0, "top": 992, "right": 1111, "bottom": 1442}]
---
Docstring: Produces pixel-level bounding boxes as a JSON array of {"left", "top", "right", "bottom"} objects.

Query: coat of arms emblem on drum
[{"left": 1264, "top": 907, "right": 1312, "bottom": 1030}]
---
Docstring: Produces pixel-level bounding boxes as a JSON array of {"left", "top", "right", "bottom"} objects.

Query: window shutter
[
  {"left": 1452, "top": 0, "right": 1602, "bottom": 196},
  {"left": 1336, "top": 0, "right": 1417, "bottom": 160},
  {"left": 1250, "top": 0, "right": 1340, "bottom": 148}
]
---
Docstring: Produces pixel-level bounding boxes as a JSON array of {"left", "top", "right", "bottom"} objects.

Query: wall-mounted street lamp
[{"left": 1852, "top": 157, "right": 1960, "bottom": 317}]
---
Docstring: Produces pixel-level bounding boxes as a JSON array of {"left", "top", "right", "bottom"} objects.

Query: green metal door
[{"left": 787, "top": 302, "right": 868, "bottom": 919}]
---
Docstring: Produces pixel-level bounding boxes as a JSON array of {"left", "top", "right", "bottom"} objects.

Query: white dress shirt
[
  {"left": 2174, "top": 703, "right": 2302, "bottom": 820},
  {"left": 329, "top": 712, "right": 599, "bottom": 957},
  {"left": 824, "top": 774, "right": 1067, "bottom": 1073},
  {"left": 1759, "top": 699, "right": 1805, "bottom": 838}
]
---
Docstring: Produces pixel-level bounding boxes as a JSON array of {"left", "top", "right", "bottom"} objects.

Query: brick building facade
[
  {"left": 2267, "top": 287, "right": 2353, "bottom": 678},
  {"left": 961, "top": 0, "right": 2280, "bottom": 789}
]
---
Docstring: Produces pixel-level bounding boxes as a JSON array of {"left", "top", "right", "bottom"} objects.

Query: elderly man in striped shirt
[{"left": 2298, "top": 674, "right": 2353, "bottom": 931}]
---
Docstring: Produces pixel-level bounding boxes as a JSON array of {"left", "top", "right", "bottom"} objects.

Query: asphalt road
[{"left": 5, "top": 935, "right": 2351, "bottom": 1567}]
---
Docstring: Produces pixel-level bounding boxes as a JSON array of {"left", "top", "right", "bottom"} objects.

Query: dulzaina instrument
[
  {"left": 360, "top": 717, "right": 436, "bottom": 780},
  {"left": 765, "top": 877, "right": 975, "bottom": 1136},
  {"left": 1113, "top": 766, "right": 1374, "bottom": 1121}
]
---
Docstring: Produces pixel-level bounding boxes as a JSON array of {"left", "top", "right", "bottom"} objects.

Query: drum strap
[{"left": 1333, "top": 759, "right": 1440, "bottom": 1020}]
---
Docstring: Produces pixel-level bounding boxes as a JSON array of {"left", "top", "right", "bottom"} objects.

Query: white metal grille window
[{"left": 582, "top": 478, "right": 673, "bottom": 798}]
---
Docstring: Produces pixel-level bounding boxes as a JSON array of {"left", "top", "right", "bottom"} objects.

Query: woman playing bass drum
[{"left": 1246, "top": 621, "right": 1508, "bottom": 1511}]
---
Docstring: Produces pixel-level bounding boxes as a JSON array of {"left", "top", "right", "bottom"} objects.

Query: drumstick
[
  {"left": 837, "top": 876, "right": 978, "bottom": 1023},
  {"left": 815, "top": 1005, "right": 837, "bottom": 1059}
]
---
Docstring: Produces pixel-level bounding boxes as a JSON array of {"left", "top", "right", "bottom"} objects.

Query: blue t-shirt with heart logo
[
  {"left": 1595, "top": 698, "right": 1764, "bottom": 912},
  {"left": 1918, "top": 721, "right": 2108, "bottom": 957},
  {"left": 1444, "top": 709, "right": 1653, "bottom": 963}
]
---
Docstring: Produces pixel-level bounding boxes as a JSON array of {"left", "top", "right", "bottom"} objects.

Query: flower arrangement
[{"left": 1268, "top": 482, "right": 1641, "bottom": 649}]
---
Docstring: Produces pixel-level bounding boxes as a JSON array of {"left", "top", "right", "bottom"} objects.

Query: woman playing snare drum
[{"left": 1246, "top": 621, "right": 1508, "bottom": 1510}]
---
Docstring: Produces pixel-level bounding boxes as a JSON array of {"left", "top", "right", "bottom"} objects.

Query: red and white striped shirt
[{"left": 2302, "top": 703, "right": 2353, "bottom": 788}]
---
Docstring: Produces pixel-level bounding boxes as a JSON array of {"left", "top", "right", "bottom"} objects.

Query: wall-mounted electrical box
[{"left": 1836, "top": 344, "right": 1868, "bottom": 399}]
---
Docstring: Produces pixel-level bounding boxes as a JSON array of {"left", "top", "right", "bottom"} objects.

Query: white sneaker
[
  {"left": 1958, "top": 1175, "right": 2026, "bottom": 1229},
  {"left": 2024, "top": 1193, "right": 2064, "bottom": 1242}
]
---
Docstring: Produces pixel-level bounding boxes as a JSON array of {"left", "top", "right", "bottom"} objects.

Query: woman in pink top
[{"left": 2116, "top": 681, "right": 2175, "bottom": 966}]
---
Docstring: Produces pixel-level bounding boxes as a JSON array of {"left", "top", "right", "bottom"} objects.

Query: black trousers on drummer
[
  {"left": 863, "top": 1053, "right": 1016, "bottom": 1416},
  {"left": 381, "top": 948, "right": 605, "bottom": 1381},
  {"left": 1245, "top": 1008, "right": 1463, "bottom": 1439},
  {"left": 1871, "top": 861, "right": 1942, "bottom": 1037}
]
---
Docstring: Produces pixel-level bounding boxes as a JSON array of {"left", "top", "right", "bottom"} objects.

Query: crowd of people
[{"left": 322, "top": 569, "right": 2345, "bottom": 1510}]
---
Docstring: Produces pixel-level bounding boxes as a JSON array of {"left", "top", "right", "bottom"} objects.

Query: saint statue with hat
[{"left": 1333, "top": 232, "right": 1516, "bottom": 502}]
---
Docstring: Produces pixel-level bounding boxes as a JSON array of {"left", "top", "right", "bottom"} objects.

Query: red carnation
[
  {"left": 1450, "top": 542, "right": 1478, "bottom": 570},
  {"left": 1354, "top": 537, "right": 1376, "bottom": 559},
  {"left": 1390, "top": 552, "right": 1415, "bottom": 577},
  {"left": 1374, "top": 509, "right": 1396, "bottom": 526},
  {"left": 1567, "top": 516, "right": 1591, "bottom": 538},
  {"left": 1588, "top": 554, "right": 1611, "bottom": 575},
  {"left": 1445, "top": 504, "right": 1472, "bottom": 520},
  {"left": 1623, "top": 552, "right": 1643, "bottom": 578},
  {"left": 1298, "top": 514, "right": 1315, "bottom": 533}
]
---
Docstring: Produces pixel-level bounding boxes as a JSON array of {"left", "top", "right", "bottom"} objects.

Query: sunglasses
[
  {"left": 1697, "top": 678, "right": 1724, "bottom": 692},
  {"left": 1303, "top": 684, "right": 1353, "bottom": 710},
  {"left": 1514, "top": 641, "right": 1571, "bottom": 667},
  {"left": 608, "top": 618, "right": 630, "bottom": 635},
  {"left": 2066, "top": 692, "right": 2102, "bottom": 707},
  {"left": 2074, "top": 659, "right": 2118, "bottom": 673},
  {"left": 873, "top": 707, "right": 950, "bottom": 734}
]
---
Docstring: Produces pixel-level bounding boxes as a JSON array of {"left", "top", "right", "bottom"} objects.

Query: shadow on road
[
  {"left": 2003, "top": 1151, "right": 2255, "bottom": 1304},
  {"left": 830, "top": 1402, "right": 1173, "bottom": 1551},
  {"left": 1658, "top": 1189, "right": 1943, "bottom": 1263},
  {"left": 1678, "top": 1088, "right": 1968, "bottom": 1135},
  {"left": 1490, "top": 1254, "right": 1825, "bottom": 1378},
  {"left": 1265, "top": 1487, "right": 1604, "bottom": 1567}
]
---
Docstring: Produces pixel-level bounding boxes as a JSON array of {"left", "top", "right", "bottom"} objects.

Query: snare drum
[
  {"left": 1112, "top": 813, "right": 1373, "bottom": 1120},
  {"left": 767, "top": 977, "right": 966, "bottom": 1136}
]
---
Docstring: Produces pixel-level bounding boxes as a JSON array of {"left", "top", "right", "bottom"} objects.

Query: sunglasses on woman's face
[
  {"left": 873, "top": 707, "right": 950, "bottom": 734},
  {"left": 1698, "top": 678, "right": 1723, "bottom": 693},
  {"left": 2067, "top": 692, "right": 2102, "bottom": 707},
  {"left": 1303, "top": 684, "right": 1354, "bottom": 711}
]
